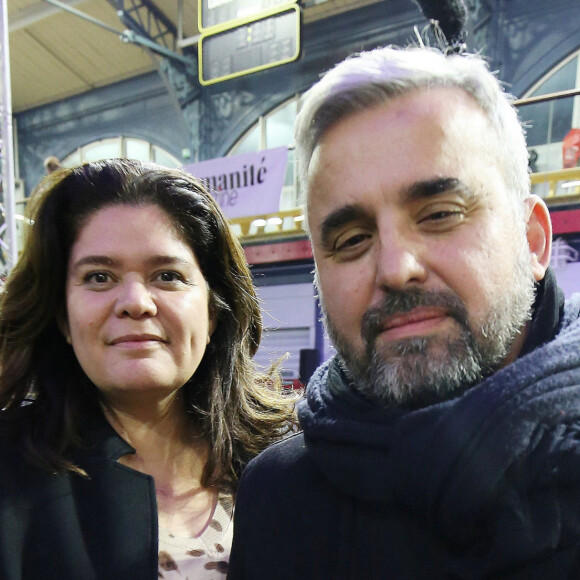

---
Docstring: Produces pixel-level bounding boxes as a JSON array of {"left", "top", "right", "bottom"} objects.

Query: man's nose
[
  {"left": 114, "top": 279, "right": 157, "bottom": 318},
  {"left": 375, "top": 233, "right": 428, "bottom": 291}
]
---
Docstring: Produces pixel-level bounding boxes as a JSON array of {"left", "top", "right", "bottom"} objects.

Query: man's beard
[{"left": 320, "top": 251, "right": 537, "bottom": 409}]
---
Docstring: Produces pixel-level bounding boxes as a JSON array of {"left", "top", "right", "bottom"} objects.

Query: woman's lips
[{"left": 109, "top": 334, "right": 166, "bottom": 347}]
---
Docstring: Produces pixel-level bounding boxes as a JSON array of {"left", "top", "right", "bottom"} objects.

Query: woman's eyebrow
[
  {"left": 69, "top": 255, "right": 116, "bottom": 273},
  {"left": 70, "top": 254, "right": 193, "bottom": 273},
  {"left": 144, "top": 255, "right": 194, "bottom": 268}
]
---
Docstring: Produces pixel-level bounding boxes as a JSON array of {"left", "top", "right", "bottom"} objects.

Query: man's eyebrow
[
  {"left": 319, "top": 204, "right": 371, "bottom": 247},
  {"left": 317, "top": 179, "right": 471, "bottom": 246},
  {"left": 402, "top": 177, "right": 472, "bottom": 202}
]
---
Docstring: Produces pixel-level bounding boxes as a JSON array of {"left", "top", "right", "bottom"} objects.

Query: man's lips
[
  {"left": 109, "top": 334, "right": 166, "bottom": 346},
  {"left": 379, "top": 308, "right": 449, "bottom": 341}
]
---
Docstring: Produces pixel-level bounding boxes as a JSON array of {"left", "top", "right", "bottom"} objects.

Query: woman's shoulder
[
  {"left": 0, "top": 404, "right": 56, "bottom": 478},
  {"left": 0, "top": 402, "right": 36, "bottom": 442},
  {"left": 0, "top": 397, "right": 39, "bottom": 419}
]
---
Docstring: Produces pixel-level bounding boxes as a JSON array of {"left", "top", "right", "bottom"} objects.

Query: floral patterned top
[{"left": 158, "top": 494, "right": 233, "bottom": 579}]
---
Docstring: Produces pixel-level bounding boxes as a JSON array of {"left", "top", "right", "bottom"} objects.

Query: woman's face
[{"left": 63, "top": 203, "right": 213, "bottom": 407}]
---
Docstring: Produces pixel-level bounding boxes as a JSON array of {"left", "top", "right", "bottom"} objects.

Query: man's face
[{"left": 307, "top": 87, "right": 546, "bottom": 407}]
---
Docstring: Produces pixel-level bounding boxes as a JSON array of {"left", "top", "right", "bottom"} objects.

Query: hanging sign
[
  {"left": 199, "top": 0, "right": 297, "bottom": 31},
  {"left": 199, "top": 5, "right": 300, "bottom": 86},
  {"left": 183, "top": 146, "right": 288, "bottom": 219}
]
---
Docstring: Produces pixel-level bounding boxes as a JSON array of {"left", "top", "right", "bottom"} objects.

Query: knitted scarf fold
[{"left": 299, "top": 295, "right": 580, "bottom": 576}]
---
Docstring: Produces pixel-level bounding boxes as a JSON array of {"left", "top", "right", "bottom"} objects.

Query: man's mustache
[{"left": 361, "top": 287, "right": 470, "bottom": 346}]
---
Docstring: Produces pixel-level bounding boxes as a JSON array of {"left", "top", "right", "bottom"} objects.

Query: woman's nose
[{"left": 113, "top": 280, "right": 157, "bottom": 318}]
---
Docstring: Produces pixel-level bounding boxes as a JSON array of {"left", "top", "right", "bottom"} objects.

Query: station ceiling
[{"left": 8, "top": 0, "right": 381, "bottom": 113}]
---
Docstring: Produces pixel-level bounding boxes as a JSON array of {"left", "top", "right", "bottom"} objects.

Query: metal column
[{"left": 0, "top": 0, "right": 18, "bottom": 276}]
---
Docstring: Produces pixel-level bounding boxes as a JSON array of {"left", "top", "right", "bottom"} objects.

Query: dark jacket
[
  {"left": 0, "top": 412, "right": 158, "bottom": 580},
  {"left": 229, "top": 278, "right": 580, "bottom": 579}
]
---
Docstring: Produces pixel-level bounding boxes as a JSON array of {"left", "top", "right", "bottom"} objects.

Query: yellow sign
[
  {"left": 199, "top": 5, "right": 300, "bottom": 86},
  {"left": 199, "top": 0, "right": 298, "bottom": 32}
]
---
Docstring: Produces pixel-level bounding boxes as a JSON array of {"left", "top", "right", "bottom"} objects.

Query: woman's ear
[
  {"left": 524, "top": 195, "right": 552, "bottom": 282},
  {"left": 208, "top": 311, "right": 218, "bottom": 343},
  {"left": 207, "top": 297, "right": 218, "bottom": 344},
  {"left": 55, "top": 309, "right": 71, "bottom": 344}
]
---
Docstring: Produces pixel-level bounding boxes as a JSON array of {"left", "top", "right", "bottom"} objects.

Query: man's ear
[{"left": 525, "top": 195, "right": 552, "bottom": 282}]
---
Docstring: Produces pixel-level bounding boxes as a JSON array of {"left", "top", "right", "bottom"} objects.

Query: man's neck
[{"left": 518, "top": 268, "right": 564, "bottom": 358}]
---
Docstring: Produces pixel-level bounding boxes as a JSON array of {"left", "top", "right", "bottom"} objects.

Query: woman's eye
[
  {"left": 157, "top": 271, "right": 183, "bottom": 283},
  {"left": 85, "top": 272, "right": 110, "bottom": 284}
]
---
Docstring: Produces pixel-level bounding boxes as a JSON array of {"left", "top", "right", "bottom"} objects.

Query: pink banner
[{"left": 183, "top": 147, "right": 288, "bottom": 219}]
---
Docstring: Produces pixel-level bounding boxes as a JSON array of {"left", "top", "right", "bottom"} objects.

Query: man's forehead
[
  {"left": 313, "top": 86, "right": 486, "bottom": 145},
  {"left": 312, "top": 90, "right": 478, "bottom": 157},
  {"left": 304, "top": 100, "right": 513, "bottom": 251},
  {"left": 306, "top": 87, "right": 496, "bottom": 206}
]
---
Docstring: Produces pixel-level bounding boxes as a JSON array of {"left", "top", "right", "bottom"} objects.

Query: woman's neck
[
  {"left": 102, "top": 398, "right": 220, "bottom": 538},
  {"left": 102, "top": 396, "right": 208, "bottom": 492}
]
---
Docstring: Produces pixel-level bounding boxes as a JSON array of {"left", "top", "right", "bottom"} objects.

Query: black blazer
[{"left": 0, "top": 411, "right": 158, "bottom": 579}]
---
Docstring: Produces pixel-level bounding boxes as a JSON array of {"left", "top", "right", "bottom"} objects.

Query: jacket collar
[{"left": 77, "top": 409, "right": 136, "bottom": 462}]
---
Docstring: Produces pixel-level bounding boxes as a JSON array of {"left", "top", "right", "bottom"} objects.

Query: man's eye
[
  {"left": 335, "top": 233, "right": 368, "bottom": 251},
  {"left": 428, "top": 211, "right": 458, "bottom": 220},
  {"left": 419, "top": 209, "right": 464, "bottom": 226},
  {"left": 331, "top": 230, "right": 373, "bottom": 257}
]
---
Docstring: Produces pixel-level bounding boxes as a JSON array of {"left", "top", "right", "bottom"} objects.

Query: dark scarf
[
  {"left": 298, "top": 273, "right": 580, "bottom": 574},
  {"left": 520, "top": 268, "right": 565, "bottom": 356}
]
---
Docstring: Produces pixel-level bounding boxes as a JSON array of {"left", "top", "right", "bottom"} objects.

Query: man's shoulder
[
  {"left": 237, "top": 431, "right": 331, "bottom": 504},
  {"left": 243, "top": 432, "right": 310, "bottom": 480},
  {"left": 231, "top": 433, "right": 347, "bottom": 578}
]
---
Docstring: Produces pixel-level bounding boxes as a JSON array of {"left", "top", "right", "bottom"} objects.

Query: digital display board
[
  {"left": 199, "top": 0, "right": 297, "bottom": 32},
  {"left": 199, "top": 5, "right": 300, "bottom": 86}
]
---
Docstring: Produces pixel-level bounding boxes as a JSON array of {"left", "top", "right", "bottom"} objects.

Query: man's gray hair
[{"left": 295, "top": 46, "right": 530, "bottom": 211}]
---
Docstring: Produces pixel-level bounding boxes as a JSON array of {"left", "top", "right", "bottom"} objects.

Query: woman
[{"left": 0, "top": 158, "right": 297, "bottom": 579}]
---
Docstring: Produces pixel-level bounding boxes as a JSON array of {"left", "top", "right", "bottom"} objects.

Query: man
[
  {"left": 43, "top": 155, "right": 62, "bottom": 174},
  {"left": 228, "top": 46, "right": 580, "bottom": 579}
]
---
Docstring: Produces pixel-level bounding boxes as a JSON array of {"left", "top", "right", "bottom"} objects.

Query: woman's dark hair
[{"left": 0, "top": 158, "right": 297, "bottom": 491}]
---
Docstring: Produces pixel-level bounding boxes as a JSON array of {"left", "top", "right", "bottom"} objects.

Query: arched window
[
  {"left": 517, "top": 49, "right": 580, "bottom": 298},
  {"left": 517, "top": 49, "right": 580, "bottom": 173},
  {"left": 62, "top": 137, "right": 181, "bottom": 168},
  {"left": 229, "top": 95, "right": 300, "bottom": 210}
]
